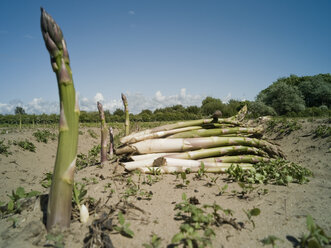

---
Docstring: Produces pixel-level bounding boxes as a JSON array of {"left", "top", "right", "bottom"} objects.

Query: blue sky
[{"left": 0, "top": 0, "right": 330, "bottom": 114}]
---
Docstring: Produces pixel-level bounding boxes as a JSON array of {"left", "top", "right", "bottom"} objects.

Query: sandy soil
[{"left": 0, "top": 118, "right": 330, "bottom": 248}]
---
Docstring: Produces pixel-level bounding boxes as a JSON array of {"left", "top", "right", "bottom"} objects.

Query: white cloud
[
  {"left": 155, "top": 91, "right": 165, "bottom": 102},
  {"left": 94, "top": 92, "right": 104, "bottom": 103},
  {"left": 0, "top": 89, "right": 208, "bottom": 115},
  {"left": 223, "top": 93, "right": 232, "bottom": 103},
  {"left": 128, "top": 10, "right": 135, "bottom": 15}
]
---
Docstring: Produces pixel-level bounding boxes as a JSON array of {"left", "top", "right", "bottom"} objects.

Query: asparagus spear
[
  {"left": 121, "top": 93, "right": 130, "bottom": 136},
  {"left": 116, "top": 136, "right": 282, "bottom": 157},
  {"left": 41, "top": 8, "right": 79, "bottom": 231},
  {"left": 167, "top": 145, "right": 269, "bottom": 160},
  {"left": 198, "top": 155, "right": 271, "bottom": 164},
  {"left": 97, "top": 102, "right": 108, "bottom": 164},
  {"left": 167, "top": 126, "right": 263, "bottom": 139}
]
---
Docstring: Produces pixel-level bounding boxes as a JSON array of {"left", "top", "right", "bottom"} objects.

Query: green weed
[
  {"left": 299, "top": 215, "right": 331, "bottom": 248},
  {"left": 226, "top": 159, "right": 312, "bottom": 185},
  {"left": 1, "top": 187, "right": 40, "bottom": 215},
  {"left": 313, "top": 125, "right": 331, "bottom": 138},
  {"left": 14, "top": 139, "right": 36, "bottom": 152},
  {"left": 0, "top": 139, "right": 12, "bottom": 156},
  {"left": 33, "top": 129, "right": 56, "bottom": 143},
  {"left": 72, "top": 182, "right": 87, "bottom": 208},
  {"left": 113, "top": 211, "right": 134, "bottom": 238},
  {"left": 46, "top": 233, "right": 65, "bottom": 248},
  {"left": 261, "top": 235, "right": 283, "bottom": 247},
  {"left": 143, "top": 233, "right": 162, "bottom": 248},
  {"left": 40, "top": 172, "right": 53, "bottom": 188},
  {"left": 243, "top": 207, "right": 261, "bottom": 228},
  {"left": 172, "top": 193, "right": 238, "bottom": 247},
  {"left": 87, "top": 129, "right": 98, "bottom": 139}
]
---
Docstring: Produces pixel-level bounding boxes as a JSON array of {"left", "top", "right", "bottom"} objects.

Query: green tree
[
  {"left": 257, "top": 81, "right": 305, "bottom": 115},
  {"left": 15, "top": 106, "right": 26, "bottom": 115},
  {"left": 201, "top": 97, "right": 224, "bottom": 116}
]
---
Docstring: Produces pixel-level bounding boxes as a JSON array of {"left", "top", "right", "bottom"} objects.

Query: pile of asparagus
[{"left": 116, "top": 106, "right": 284, "bottom": 174}]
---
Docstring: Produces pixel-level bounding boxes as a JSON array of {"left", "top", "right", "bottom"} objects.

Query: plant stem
[
  {"left": 109, "top": 127, "right": 114, "bottom": 159},
  {"left": 121, "top": 93, "right": 130, "bottom": 136},
  {"left": 41, "top": 8, "right": 79, "bottom": 231},
  {"left": 97, "top": 102, "right": 108, "bottom": 164}
]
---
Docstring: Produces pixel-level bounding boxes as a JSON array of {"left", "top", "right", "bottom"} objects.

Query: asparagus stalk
[
  {"left": 121, "top": 93, "right": 130, "bottom": 136},
  {"left": 109, "top": 127, "right": 114, "bottom": 159},
  {"left": 97, "top": 102, "right": 108, "bottom": 164},
  {"left": 117, "top": 136, "right": 281, "bottom": 157},
  {"left": 167, "top": 126, "right": 263, "bottom": 139},
  {"left": 123, "top": 155, "right": 255, "bottom": 171},
  {"left": 167, "top": 145, "right": 269, "bottom": 160},
  {"left": 41, "top": 8, "right": 79, "bottom": 231},
  {"left": 116, "top": 126, "right": 201, "bottom": 147},
  {"left": 198, "top": 155, "right": 270, "bottom": 164},
  {"left": 130, "top": 153, "right": 176, "bottom": 161},
  {"left": 120, "top": 116, "right": 243, "bottom": 144}
]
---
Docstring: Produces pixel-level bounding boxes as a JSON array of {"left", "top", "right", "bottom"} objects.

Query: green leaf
[
  {"left": 113, "top": 226, "right": 121, "bottom": 232},
  {"left": 306, "top": 215, "right": 315, "bottom": 232},
  {"left": 172, "top": 233, "right": 184, "bottom": 243},
  {"left": 7, "top": 200, "right": 14, "bottom": 211},
  {"left": 124, "top": 228, "right": 134, "bottom": 238},
  {"left": 27, "top": 190, "right": 40, "bottom": 198},
  {"left": 250, "top": 208, "right": 261, "bottom": 216},
  {"left": 307, "top": 239, "right": 321, "bottom": 248},
  {"left": 118, "top": 212, "right": 125, "bottom": 225},
  {"left": 16, "top": 187, "right": 26, "bottom": 198}
]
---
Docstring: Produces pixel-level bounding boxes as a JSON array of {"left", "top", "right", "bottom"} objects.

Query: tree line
[{"left": 1, "top": 74, "right": 330, "bottom": 125}]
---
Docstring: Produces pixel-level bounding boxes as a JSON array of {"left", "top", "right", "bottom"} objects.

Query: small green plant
[
  {"left": 1, "top": 187, "right": 40, "bottom": 215},
  {"left": 299, "top": 215, "right": 331, "bottom": 248},
  {"left": 216, "top": 184, "right": 228, "bottom": 196},
  {"left": 0, "top": 139, "right": 11, "bottom": 156},
  {"left": 14, "top": 139, "right": 36, "bottom": 152},
  {"left": 40, "top": 172, "right": 53, "bottom": 188},
  {"left": 72, "top": 182, "right": 87, "bottom": 208},
  {"left": 266, "top": 118, "right": 302, "bottom": 135},
  {"left": 243, "top": 207, "right": 261, "bottom": 228},
  {"left": 175, "top": 172, "right": 190, "bottom": 188},
  {"left": 172, "top": 193, "right": 220, "bottom": 247},
  {"left": 76, "top": 144, "right": 102, "bottom": 170},
  {"left": 33, "top": 129, "right": 56, "bottom": 143},
  {"left": 143, "top": 174, "right": 160, "bottom": 186},
  {"left": 194, "top": 163, "right": 208, "bottom": 180},
  {"left": 261, "top": 235, "right": 283, "bottom": 247},
  {"left": 172, "top": 223, "right": 214, "bottom": 248},
  {"left": 8, "top": 216, "right": 20, "bottom": 228},
  {"left": 313, "top": 125, "right": 331, "bottom": 138},
  {"left": 113, "top": 211, "right": 134, "bottom": 238},
  {"left": 87, "top": 129, "right": 98, "bottom": 139},
  {"left": 46, "top": 232, "right": 65, "bottom": 248},
  {"left": 226, "top": 159, "right": 312, "bottom": 185},
  {"left": 143, "top": 233, "right": 162, "bottom": 248},
  {"left": 88, "top": 144, "right": 101, "bottom": 157},
  {"left": 76, "top": 153, "right": 89, "bottom": 170},
  {"left": 235, "top": 182, "right": 259, "bottom": 199}
]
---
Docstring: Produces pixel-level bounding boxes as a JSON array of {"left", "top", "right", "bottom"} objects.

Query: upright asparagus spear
[
  {"left": 121, "top": 93, "right": 130, "bottom": 136},
  {"left": 41, "top": 8, "right": 79, "bottom": 231},
  {"left": 109, "top": 127, "right": 114, "bottom": 159},
  {"left": 97, "top": 102, "right": 108, "bottom": 164}
]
